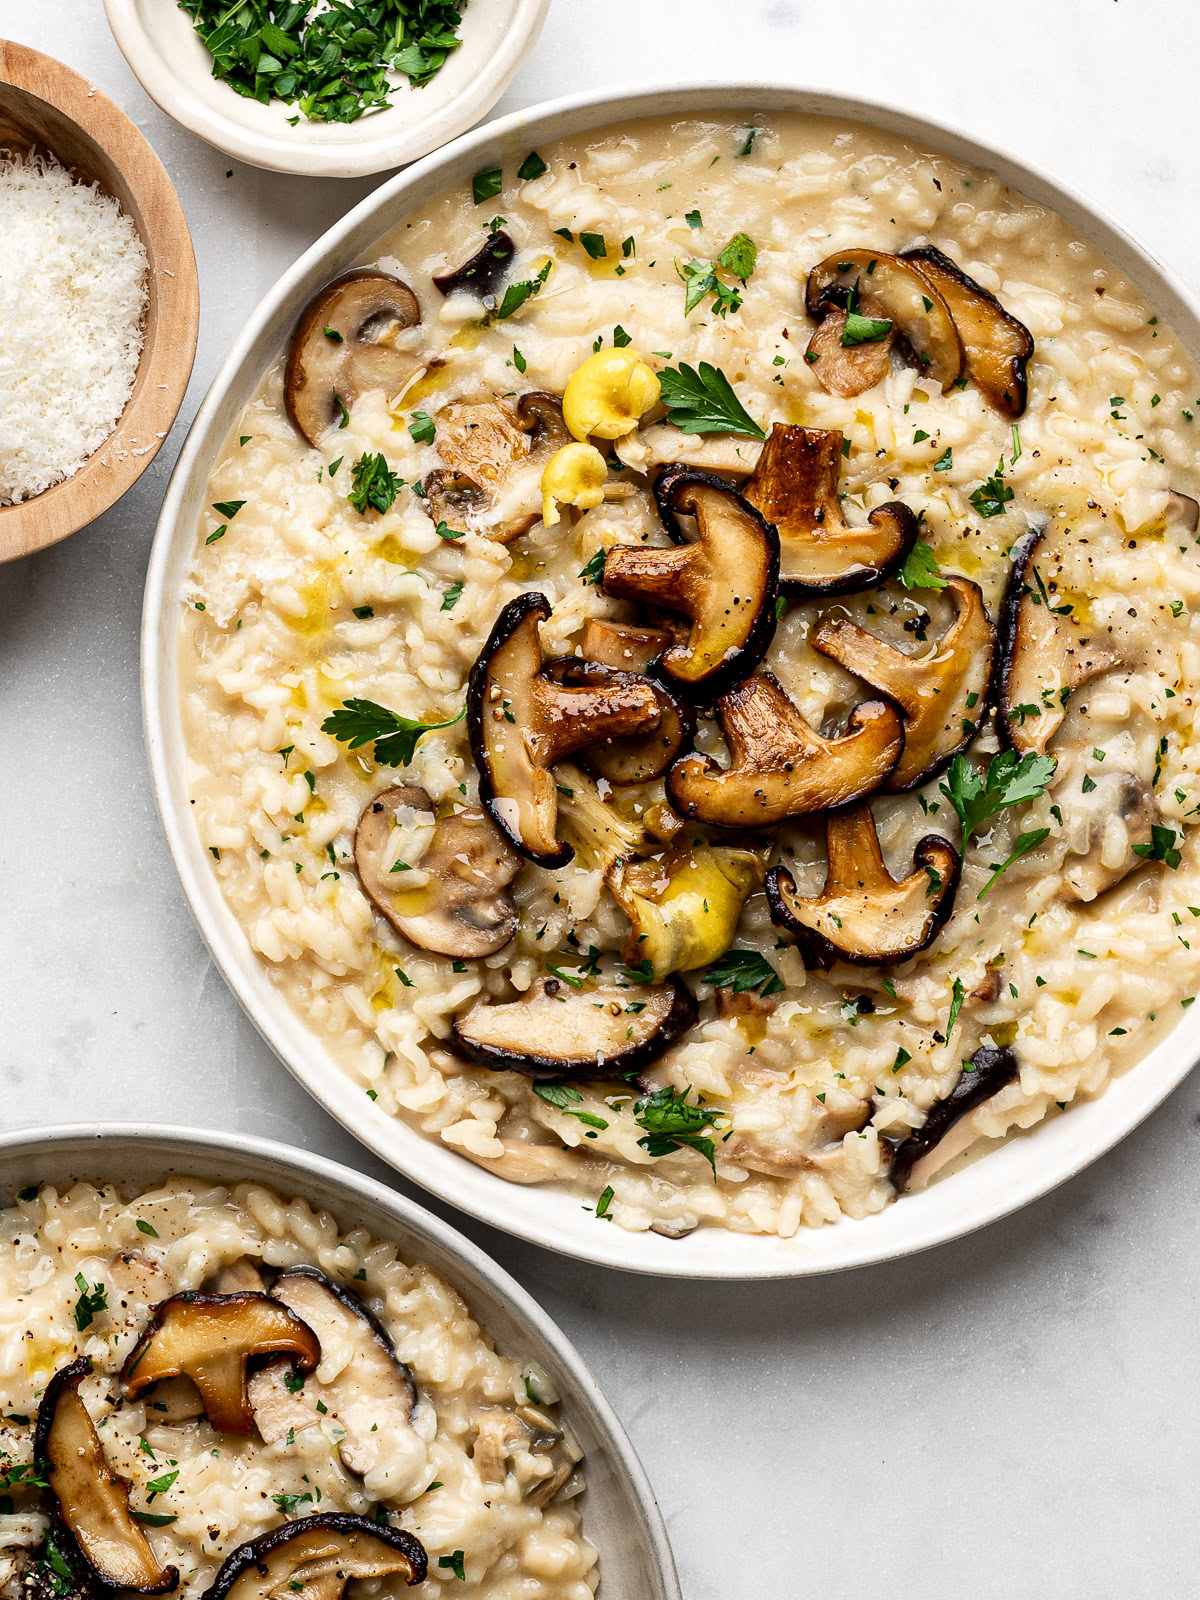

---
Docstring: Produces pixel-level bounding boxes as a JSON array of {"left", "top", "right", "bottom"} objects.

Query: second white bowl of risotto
[{"left": 144, "top": 84, "right": 1200, "bottom": 1277}]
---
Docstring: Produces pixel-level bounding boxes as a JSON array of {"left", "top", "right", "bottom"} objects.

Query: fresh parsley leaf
[
  {"left": 211, "top": 500, "right": 245, "bottom": 520},
  {"left": 1132, "top": 823, "right": 1183, "bottom": 869},
  {"left": 580, "top": 232, "right": 607, "bottom": 259},
  {"left": 579, "top": 549, "right": 607, "bottom": 585},
  {"left": 840, "top": 310, "right": 893, "bottom": 346},
  {"left": 933, "top": 447, "right": 953, "bottom": 471},
  {"left": 130, "top": 1512, "right": 178, "bottom": 1527},
  {"left": 898, "top": 540, "right": 947, "bottom": 590},
  {"left": 321, "top": 699, "right": 466, "bottom": 767},
  {"left": 407, "top": 410, "right": 435, "bottom": 445},
  {"left": 969, "top": 458, "right": 1014, "bottom": 517},
  {"left": 533, "top": 1083, "right": 609, "bottom": 1130},
  {"left": 472, "top": 167, "right": 502, "bottom": 204},
  {"left": 73, "top": 1272, "right": 107, "bottom": 1332},
  {"left": 977, "top": 828, "right": 1051, "bottom": 898},
  {"left": 439, "top": 1552, "right": 466, "bottom": 1582},
  {"left": 517, "top": 151, "right": 547, "bottom": 181},
  {"left": 205, "top": 525, "right": 227, "bottom": 545},
  {"left": 716, "top": 232, "right": 757, "bottom": 283},
  {"left": 440, "top": 581, "right": 463, "bottom": 612},
  {"left": 493, "top": 258, "right": 552, "bottom": 321},
  {"left": 511, "top": 345, "right": 526, "bottom": 373},
  {"left": 737, "top": 126, "right": 758, "bottom": 156},
  {"left": 634, "top": 1086, "right": 726, "bottom": 1173},
  {"left": 700, "top": 948, "right": 784, "bottom": 996},
  {"left": 144, "top": 1470, "right": 178, "bottom": 1500},
  {"left": 272, "top": 1490, "right": 314, "bottom": 1516},
  {"left": 347, "top": 453, "right": 401, "bottom": 515},
  {"left": 658, "top": 361, "right": 765, "bottom": 439},
  {"left": 612, "top": 324, "right": 632, "bottom": 348},
  {"left": 946, "top": 977, "right": 965, "bottom": 1037},
  {"left": 595, "top": 1185, "right": 614, "bottom": 1219},
  {"left": 939, "top": 749, "right": 1056, "bottom": 841},
  {"left": 685, "top": 208, "right": 702, "bottom": 229},
  {"left": 433, "top": 521, "right": 464, "bottom": 540}
]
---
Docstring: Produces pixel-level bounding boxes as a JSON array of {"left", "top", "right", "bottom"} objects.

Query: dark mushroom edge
[
  {"left": 433, "top": 229, "right": 516, "bottom": 302},
  {"left": 887, "top": 1044, "right": 1019, "bottom": 1192},
  {"left": 199, "top": 1514, "right": 426, "bottom": 1600},
  {"left": 543, "top": 658, "right": 695, "bottom": 786},
  {"left": 899, "top": 244, "right": 1034, "bottom": 417}
]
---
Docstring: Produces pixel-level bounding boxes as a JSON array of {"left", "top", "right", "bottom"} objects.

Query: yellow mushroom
[
  {"left": 540, "top": 441, "right": 609, "bottom": 526},
  {"left": 608, "top": 841, "right": 765, "bottom": 980},
  {"left": 562, "top": 347, "right": 661, "bottom": 441}
]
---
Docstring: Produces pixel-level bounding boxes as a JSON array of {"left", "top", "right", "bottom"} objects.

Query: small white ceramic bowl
[
  {"left": 0, "top": 1122, "right": 680, "bottom": 1599},
  {"left": 143, "top": 82, "right": 1200, "bottom": 1279},
  {"left": 102, "top": 0, "right": 549, "bottom": 178}
]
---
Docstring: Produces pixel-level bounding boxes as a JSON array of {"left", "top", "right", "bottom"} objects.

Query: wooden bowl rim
[{"left": 0, "top": 40, "right": 199, "bottom": 563}]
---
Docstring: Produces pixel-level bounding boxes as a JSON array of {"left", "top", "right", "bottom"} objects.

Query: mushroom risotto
[
  {"left": 180, "top": 112, "right": 1200, "bottom": 1240},
  {"left": 0, "top": 1178, "right": 595, "bottom": 1599}
]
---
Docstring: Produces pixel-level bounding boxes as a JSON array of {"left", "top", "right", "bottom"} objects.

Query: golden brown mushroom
[
  {"left": 900, "top": 245, "right": 1034, "bottom": 417},
  {"left": 543, "top": 658, "right": 694, "bottom": 787},
  {"left": 423, "top": 391, "right": 570, "bottom": 542},
  {"left": 201, "top": 1514, "right": 425, "bottom": 1600},
  {"left": 804, "top": 250, "right": 964, "bottom": 396}
]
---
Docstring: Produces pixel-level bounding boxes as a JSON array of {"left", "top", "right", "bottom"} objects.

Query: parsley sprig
[
  {"left": 347, "top": 452, "right": 401, "bottom": 514},
  {"left": 634, "top": 1086, "right": 727, "bottom": 1173},
  {"left": 897, "top": 541, "right": 947, "bottom": 591},
  {"left": 939, "top": 749, "right": 1056, "bottom": 840},
  {"left": 322, "top": 698, "right": 465, "bottom": 766},
  {"left": 701, "top": 948, "right": 784, "bottom": 996},
  {"left": 658, "top": 361, "right": 765, "bottom": 439}
]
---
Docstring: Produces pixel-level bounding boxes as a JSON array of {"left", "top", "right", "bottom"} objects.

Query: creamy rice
[
  {"left": 0, "top": 1179, "right": 595, "bottom": 1597},
  {"left": 179, "top": 112, "right": 1200, "bottom": 1241}
]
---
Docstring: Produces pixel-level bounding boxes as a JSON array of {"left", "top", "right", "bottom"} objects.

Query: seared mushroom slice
[
  {"left": 285, "top": 271, "right": 422, "bottom": 447},
  {"left": 201, "top": 1514, "right": 425, "bottom": 1600},
  {"left": 766, "top": 806, "right": 960, "bottom": 968},
  {"left": 1060, "top": 768, "right": 1159, "bottom": 902},
  {"left": 805, "top": 250, "right": 965, "bottom": 395},
  {"left": 121, "top": 1293, "right": 320, "bottom": 1435},
  {"left": 423, "top": 391, "right": 570, "bottom": 542},
  {"left": 354, "top": 784, "right": 519, "bottom": 958},
  {"left": 996, "top": 528, "right": 1119, "bottom": 756},
  {"left": 544, "top": 659, "right": 693, "bottom": 787},
  {"left": 889, "top": 1045, "right": 1019, "bottom": 1193},
  {"left": 433, "top": 230, "right": 515, "bottom": 302},
  {"left": 468, "top": 594, "right": 660, "bottom": 867},
  {"left": 667, "top": 670, "right": 903, "bottom": 829},
  {"left": 36, "top": 1359, "right": 178, "bottom": 1594},
  {"left": 603, "top": 470, "right": 779, "bottom": 701},
  {"left": 579, "top": 619, "right": 673, "bottom": 673},
  {"left": 608, "top": 841, "right": 765, "bottom": 980},
  {"left": 900, "top": 245, "right": 1034, "bottom": 417},
  {"left": 743, "top": 424, "right": 918, "bottom": 595},
  {"left": 811, "top": 576, "right": 995, "bottom": 790},
  {"left": 450, "top": 974, "right": 697, "bottom": 1081},
  {"left": 804, "top": 308, "right": 895, "bottom": 399},
  {"left": 248, "top": 1268, "right": 416, "bottom": 1478}
]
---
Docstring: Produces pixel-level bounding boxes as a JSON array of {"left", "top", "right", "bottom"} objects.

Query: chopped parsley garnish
[
  {"left": 144, "top": 1470, "right": 178, "bottom": 1501},
  {"left": 352, "top": 605, "right": 374, "bottom": 618},
  {"left": 272, "top": 1490, "right": 315, "bottom": 1516},
  {"left": 211, "top": 499, "right": 245, "bottom": 520},
  {"left": 634, "top": 1086, "right": 726, "bottom": 1173},
  {"left": 517, "top": 151, "right": 547, "bottom": 181},
  {"left": 440, "top": 581, "right": 463, "bottom": 611},
  {"left": 433, "top": 520, "right": 464, "bottom": 540},
  {"left": 407, "top": 410, "right": 435, "bottom": 445},
  {"left": 511, "top": 345, "right": 526, "bottom": 373},
  {"left": 493, "top": 258, "right": 553, "bottom": 321},
  {"left": 347, "top": 452, "right": 401, "bottom": 514},
  {"left": 841, "top": 309, "right": 892, "bottom": 346},
  {"left": 737, "top": 126, "right": 758, "bottom": 156},
  {"left": 1132, "top": 823, "right": 1182, "bottom": 869},
  {"left": 933, "top": 447, "right": 953, "bottom": 471},
  {"left": 130, "top": 1512, "right": 178, "bottom": 1527},
  {"left": 472, "top": 167, "right": 502, "bottom": 204},
  {"left": 439, "top": 1551, "right": 466, "bottom": 1581},
  {"left": 978, "top": 829, "right": 1050, "bottom": 898},
  {"left": 612, "top": 324, "right": 632, "bottom": 347},
  {"left": 533, "top": 1083, "right": 609, "bottom": 1130},
  {"left": 658, "top": 361, "right": 765, "bottom": 439},
  {"left": 136, "top": 1220, "right": 159, "bottom": 1238},
  {"left": 939, "top": 749, "right": 1056, "bottom": 841},
  {"left": 205, "top": 525, "right": 227, "bottom": 545},
  {"left": 678, "top": 233, "right": 757, "bottom": 319},
  {"left": 897, "top": 540, "right": 947, "bottom": 591},
  {"left": 321, "top": 698, "right": 465, "bottom": 766},
  {"left": 73, "top": 1272, "right": 107, "bottom": 1332},
  {"left": 700, "top": 948, "right": 784, "bottom": 996},
  {"left": 716, "top": 231, "right": 757, "bottom": 283},
  {"left": 969, "top": 458, "right": 1014, "bottom": 517},
  {"left": 578, "top": 549, "right": 607, "bottom": 585},
  {"left": 579, "top": 232, "right": 607, "bottom": 259},
  {"left": 594, "top": 1185, "right": 614, "bottom": 1219},
  {"left": 685, "top": 209, "right": 702, "bottom": 229}
]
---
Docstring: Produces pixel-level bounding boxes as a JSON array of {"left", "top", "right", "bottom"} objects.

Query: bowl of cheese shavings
[{"left": 0, "top": 39, "right": 199, "bottom": 564}]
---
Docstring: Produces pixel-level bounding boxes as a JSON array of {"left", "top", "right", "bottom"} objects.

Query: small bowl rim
[
  {"left": 0, "top": 1119, "right": 681, "bottom": 1600},
  {"left": 0, "top": 40, "right": 199, "bottom": 563},
  {"left": 143, "top": 79, "right": 1200, "bottom": 1280},
  {"left": 101, "top": 0, "right": 551, "bottom": 179}
]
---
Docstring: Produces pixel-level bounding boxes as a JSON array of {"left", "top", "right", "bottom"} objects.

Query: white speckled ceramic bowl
[
  {"left": 143, "top": 83, "right": 1200, "bottom": 1278},
  {"left": 0, "top": 1123, "right": 680, "bottom": 1599},
  {"left": 102, "top": 0, "right": 549, "bottom": 177}
]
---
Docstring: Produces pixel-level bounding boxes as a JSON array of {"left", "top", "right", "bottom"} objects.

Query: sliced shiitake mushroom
[
  {"left": 544, "top": 659, "right": 693, "bottom": 787},
  {"left": 354, "top": 784, "right": 519, "bottom": 958},
  {"left": 900, "top": 245, "right": 1034, "bottom": 417},
  {"left": 766, "top": 805, "right": 960, "bottom": 968},
  {"left": 805, "top": 250, "right": 965, "bottom": 395},
  {"left": 468, "top": 594, "right": 660, "bottom": 866},
  {"left": 667, "top": 670, "right": 903, "bottom": 829},
  {"left": 888, "top": 1044, "right": 1019, "bottom": 1192},
  {"left": 602, "top": 470, "right": 779, "bottom": 701},
  {"left": 811, "top": 576, "right": 995, "bottom": 790},
  {"left": 285, "top": 271, "right": 422, "bottom": 447},
  {"left": 423, "top": 391, "right": 570, "bottom": 542},
  {"left": 472, "top": 1404, "right": 580, "bottom": 1509},
  {"left": 248, "top": 1268, "right": 416, "bottom": 1479},
  {"left": 433, "top": 229, "right": 515, "bottom": 302},
  {"left": 803, "top": 308, "right": 895, "bottom": 399},
  {"left": 36, "top": 1359, "right": 178, "bottom": 1594},
  {"left": 743, "top": 424, "right": 918, "bottom": 595},
  {"left": 996, "top": 528, "right": 1119, "bottom": 756},
  {"left": 201, "top": 1514, "right": 425, "bottom": 1600},
  {"left": 608, "top": 841, "right": 766, "bottom": 980},
  {"left": 121, "top": 1294, "right": 319, "bottom": 1435},
  {"left": 579, "top": 619, "right": 673, "bottom": 673},
  {"left": 449, "top": 974, "right": 697, "bottom": 1081}
]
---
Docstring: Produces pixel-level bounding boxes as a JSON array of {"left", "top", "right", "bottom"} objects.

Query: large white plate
[
  {"left": 143, "top": 83, "right": 1200, "bottom": 1279},
  {"left": 0, "top": 1123, "right": 679, "bottom": 1600}
]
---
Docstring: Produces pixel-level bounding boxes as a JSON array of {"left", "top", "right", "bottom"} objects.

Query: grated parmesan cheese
[{"left": 0, "top": 147, "right": 149, "bottom": 506}]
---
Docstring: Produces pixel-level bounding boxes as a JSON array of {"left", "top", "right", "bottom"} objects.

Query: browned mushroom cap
[
  {"left": 900, "top": 245, "right": 1034, "bottom": 417},
  {"left": 433, "top": 229, "right": 515, "bottom": 302},
  {"left": 544, "top": 659, "right": 694, "bottom": 787},
  {"left": 996, "top": 529, "right": 1119, "bottom": 756},
  {"left": 285, "top": 271, "right": 422, "bottom": 447},
  {"left": 766, "top": 805, "right": 960, "bottom": 968},
  {"left": 201, "top": 1515, "right": 425, "bottom": 1600},
  {"left": 667, "top": 670, "right": 903, "bottom": 829},
  {"left": 811, "top": 576, "right": 995, "bottom": 790},
  {"left": 805, "top": 250, "right": 965, "bottom": 394},
  {"left": 468, "top": 594, "right": 661, "bottom": 866},
  {"left": 121, "top": 1294, "right": 320, "bottom": 1435},
  {"left": 743, "top": 424, "right": 919, "bottom": 595},
  {"left": 423, "top": 391, "right": 570, "bottom": 542},
  {"left": 888, "top": 1044, "right": 1019, "bottom": 1193},
  {"left": 603, "top": 470, "right": 779, "bottom": 701},
  {"left": 35, "top": 1359, "right": 178, "bottom": 1594},
  {"left": 354, "top": 784, "right": 519, "bottom": 958},
  {"left": 449, "top": 974, "right": 697, "bottom": 1081},
  {"left": 579, "top": 619, "right": 673, "bottom": 673}
]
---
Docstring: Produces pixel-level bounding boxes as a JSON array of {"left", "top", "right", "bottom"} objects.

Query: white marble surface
[{"left": 4, "top": 3, "right": 1200, "bottom": 1594}]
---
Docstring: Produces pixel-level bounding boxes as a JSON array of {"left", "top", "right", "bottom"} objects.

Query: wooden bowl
[{"left": 0, "top": 41, "right": 199, "bottom": 563}]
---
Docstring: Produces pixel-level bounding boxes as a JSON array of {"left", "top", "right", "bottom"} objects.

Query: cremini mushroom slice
[
  {"left": 1060, "top": 767, "right": 1159, "bottom": 902},
  {"left": 449, "top": 974, "right": 697, "bottom": 1081},
  {"left": 472, "top": 1404, "right": 580, "bottom": 1509},
  {"left": 285, "top": 271, "right": 422, "bottom": 447},
  {"left": 765, "top": 805, "right": 960, "bottom": 968},
  {"left": 120, "top": 1293, "right": 320, "bottom": 1435},
  {"left": 423, "top": 391, "right": 570, "bottom": 542},
  {"left": 354, "top": 784, "right": 519, "bottom": 958},
  {"left": 900, "top": 245, "right": 1034, "bottom": 416},
  {"left": 888, "top": 1044, "right": 1019, "bottom": 1192},
  {"left": 996, "top": 528, "right": 1120, "bottom": 756},
  {"left": 804, "top": 307, "right": 895, "bottom": 399},
  {"left": 743, "top": 424, "right": 919, "bottom": 595},
  {"left": 805, "top": 249, "right": 965, "bottom": 394},
  {"left": 811, "top": 575, "right": 995, "bottom": 790},
  {"left": 602, "top": 470, "right": 779, "bottom": 701},
  {"left": 618, "top": 423, "right": 763, "bottom": 477},
  {"left": 544, "top": 659, "right": 694, "bottom": 787},
  {"left": 467, "top": 594, "right": 660, "bottom": 867},
  {"left": 608, "top": 841, "right": 766, "bottom": 980},
  {"left": 579, "top": 619, "right": 673, "bottom": 673},
  {"left": 667, "top": 670, "right": 903, "bottom": 829},
  {"left": 200, "top": 1514, "right": 426, "bottom": 1600},
  {"left": 433, "top": 229, "right": 515, "bottom": 303},
  {"left": 36, "top": 1359, "right": 178, "bottom": 1594},
  {"left": 249, "top": 1268, "right": 417, "bottom": 1480}
]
